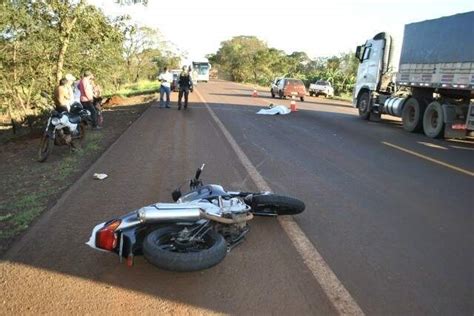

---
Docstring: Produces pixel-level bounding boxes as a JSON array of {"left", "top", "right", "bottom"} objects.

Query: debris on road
[
  {"left": 257, "top": 104, "right": 291, "bottom": 115},
  {"left": 93, "top": 173, "right": 108, "bottom": 180}
]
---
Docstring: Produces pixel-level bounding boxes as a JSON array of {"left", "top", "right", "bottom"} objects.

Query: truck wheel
[
  {"left": 271, "top": 90, "right": 275, "bottom": 98},
  {"left": 402, "top": 98, "right": 425, "bottom": 132},
  {"left": 279, "top": 90, "right": 284, "bottom": 99},
  {"left": 309, "top": 92, "right": 314, "bottom": 97},
  {"left": 357, "top": 92, "right": 370, "bottom": 120},
  {"left": 423, "top": 101, "right": 445, "bottom": 138}
]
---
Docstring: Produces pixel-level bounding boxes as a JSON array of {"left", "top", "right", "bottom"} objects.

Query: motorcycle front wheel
[
  {"left": 143, "top": 226, "right": 227, "bottom": 272},
  {"left": 249, "top": 194, "right": 305, "bottom": 215},
  {"left": 38, "top": 134, "right": 54, "bottom": 162}
]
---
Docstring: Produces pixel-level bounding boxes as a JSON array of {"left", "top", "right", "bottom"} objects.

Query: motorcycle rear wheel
[
  {"left": 249, "top": 194, "right": 305, "bottom": 215},
  {"left": 143, "top": 226, "right": 227, "bottom": 272},
  {"left": 38, "top": 134, "right": 54, "bottom": 162}
]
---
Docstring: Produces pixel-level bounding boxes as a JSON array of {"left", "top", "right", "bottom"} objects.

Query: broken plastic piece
[{"left": 93, "top": 173, "right": 108, "bottom": 180}]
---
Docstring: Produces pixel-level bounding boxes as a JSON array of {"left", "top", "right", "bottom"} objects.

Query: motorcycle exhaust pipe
[
  {"left": 137, "top": 203, "right": 254, "bottom": 224},
  {"left": 137, "top": 204, "right": 201, "bottom": 223}
]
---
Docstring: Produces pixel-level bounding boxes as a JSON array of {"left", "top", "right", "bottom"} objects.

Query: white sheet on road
[{"left": 257, "top": 104, "right": 290, "bottom": 115}]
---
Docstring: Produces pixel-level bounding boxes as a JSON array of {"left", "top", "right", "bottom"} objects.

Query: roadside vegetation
[
  {"left": 0, "top": 98, "right": 151, "bottom": 255},
  {"left": 111, "top": 80, "right": 160, "bottom": 98},
  {"left": 0, "top": 0, "right": 175, "bottom": 133},
  {"left": 207, "top": 36, "right": 358, "bottom": 99}
]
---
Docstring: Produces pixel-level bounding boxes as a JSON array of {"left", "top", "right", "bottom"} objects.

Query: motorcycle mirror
[
  {"left": 195, "top": 163, "right": 205, "bottom": 180},
  {"left": 172, "top": 188, "right": 182, "bottom": 202}
]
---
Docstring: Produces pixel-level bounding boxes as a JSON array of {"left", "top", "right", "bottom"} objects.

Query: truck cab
[{"left": 353, "top": 32, "right": 395, "bottom": 112}]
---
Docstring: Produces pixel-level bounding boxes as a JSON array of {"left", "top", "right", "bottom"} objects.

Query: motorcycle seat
[{"left": 68, "top": 114, "right": 81, "bottom": 124}]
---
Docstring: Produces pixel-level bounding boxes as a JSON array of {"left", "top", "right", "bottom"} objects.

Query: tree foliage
[
  {"left": 210, "top": 36, "right": 359, "bottom": 95},
  {"left": 0, "top": 0, "right": 178, "bottom": 124}
]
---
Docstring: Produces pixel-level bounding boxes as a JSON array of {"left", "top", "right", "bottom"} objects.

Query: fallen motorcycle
[
  {"left": 87, "top": 164, "right": 305, "bottom": 271},
  {"left": 38, "top": 102, "right": 91, "bottom": 162}
]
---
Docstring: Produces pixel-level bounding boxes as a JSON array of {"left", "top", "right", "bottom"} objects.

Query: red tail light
[{"left": 96, "top": 220, "right": 121, "bottom": 251}]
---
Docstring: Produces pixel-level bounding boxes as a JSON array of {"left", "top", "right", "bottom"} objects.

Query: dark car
[
  {"left": 270, "top": 78, "right": 306, "bottom": 101},
  {"left": 170, "top": 70, "right": 181, "bottom": 92}
]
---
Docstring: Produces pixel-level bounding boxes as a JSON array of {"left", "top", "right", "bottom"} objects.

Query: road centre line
[
  {"left": 195, "top": 89, "right": 365, "bottom": 316},
  {"left": 417, "top": 141, "right": 448, "bottom": 150},
  {"left": 450, "top": 145, "right": 474, "bottom": 151},
  {"left": 382, "top": 141, "right": 474, "bottom": 177}
]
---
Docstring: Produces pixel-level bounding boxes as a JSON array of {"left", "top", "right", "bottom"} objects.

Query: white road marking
[
  {"left": 195, "top": 88, "right": 365, "bottom": 316},
  {"left": 417, "top": 141, "right": 448, "bottom": 150},
  {"left": 450, "top": 145, "right": 474, "bottom": 151},
  {"left": 383, "top": 141, "right": 474, "bottom": 177}
]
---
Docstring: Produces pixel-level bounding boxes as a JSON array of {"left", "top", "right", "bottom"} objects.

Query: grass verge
[
  {"left": 0, "top": 132, "right": 103, "bottom": 240},
  {"left": 107, "top": 80, "right": 159, "bottom": 98}
]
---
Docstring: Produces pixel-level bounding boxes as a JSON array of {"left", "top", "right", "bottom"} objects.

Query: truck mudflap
[{"left": 441, "top": 103, "right": 473, "bottom": 138}]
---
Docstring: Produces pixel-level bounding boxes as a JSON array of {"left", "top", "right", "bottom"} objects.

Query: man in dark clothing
[{"left": 177, "top": 66, "right": 193, "bottom": 110}]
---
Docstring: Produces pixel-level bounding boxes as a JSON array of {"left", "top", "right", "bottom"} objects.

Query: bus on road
[{"left": 192, "top": 61, "right": 211, "bottom": 82}]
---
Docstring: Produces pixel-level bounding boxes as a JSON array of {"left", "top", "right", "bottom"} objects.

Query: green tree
[
  {"left": 0, "top": 0, "right": 126, "bottom": 125},
  {"left": 213, "top": 36, "right": 269, "bottom": 82}
]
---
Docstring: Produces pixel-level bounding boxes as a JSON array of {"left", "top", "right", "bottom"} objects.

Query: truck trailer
[{"left": 352, "top": 11, "right": 474, "bottom": 138}]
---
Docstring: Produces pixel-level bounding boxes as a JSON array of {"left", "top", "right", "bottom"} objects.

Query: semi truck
[{"left": 352, "top": 11, "right": 474, "bottom": 138}]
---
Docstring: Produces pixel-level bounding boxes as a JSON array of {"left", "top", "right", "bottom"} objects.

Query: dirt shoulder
[{"left": 0, "top": 94, "right": 155, "bottom": 256}]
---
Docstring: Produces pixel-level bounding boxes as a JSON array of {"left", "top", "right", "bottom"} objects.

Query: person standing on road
[
  {"left": 177, "top": 66, "right": 193, "bottom": 110},
  {"left": 53, "top": 78, "right": 72, "bottom": 112},
  {"left": 79, "top": 70, "right": 100, "bottom": 129},
  {"left": 158, "top": 67, "right": 172, "bottom": 108}
]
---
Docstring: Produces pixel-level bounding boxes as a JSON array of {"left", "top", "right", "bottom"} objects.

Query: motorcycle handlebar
[{"left": 194, "top": 164, "right": 205, "bottom": 180}]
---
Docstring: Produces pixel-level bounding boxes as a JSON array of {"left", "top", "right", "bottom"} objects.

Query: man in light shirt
[{"left": 158, "top": 67, "right": 172, "bottom": 108}]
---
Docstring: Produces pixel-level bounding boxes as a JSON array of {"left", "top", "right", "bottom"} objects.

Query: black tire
[
  {"left": 357, "top": 91, "right": 371, "bottom": 120},
  {"left": 143, "top": 226, "right": 227, "bottom": 272},
  {"left": 279, "top": 90, "right": 284, "bottom": 99},
  {"left": 271, "top": 90, "right": 275, "bottom": 98},
  {"left": 309, "top": 92, "right": 314, "bottom": 97},
  {"left": 402, "top": 97, "right": 425, "bottom": 132},
  {"left": 300, "top": 97, "right": 304, "bottom": 102},
  {"left": 249, "top": 194, "right": 305, "bottom": 215},
  {"left": 423, "top": 101, "right": 445, "bottom": 138},
  {"left": 38, "top": 134, "right": 54, "bottom": 162}
]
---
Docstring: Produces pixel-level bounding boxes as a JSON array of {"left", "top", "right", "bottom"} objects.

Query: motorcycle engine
[
  {"left": 214, "top": 197, "right": 250, "bottom": 249},
  {"left": 219, "top": 197, "right": 249, "bottom": 215}
]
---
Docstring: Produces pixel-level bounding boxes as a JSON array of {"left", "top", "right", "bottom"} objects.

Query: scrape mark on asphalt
[{"left": 195, "top": 88, "right": 365, "bottom": 316}]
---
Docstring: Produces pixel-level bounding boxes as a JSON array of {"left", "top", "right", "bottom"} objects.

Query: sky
[{"left": 90, "top": 0, "right": 473, "bottom": 62}]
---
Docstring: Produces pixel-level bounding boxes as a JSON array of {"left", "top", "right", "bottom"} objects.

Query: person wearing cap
[
  {"left": 53, "top": 78, "right": 72, "bottom": 112},
  {"left": 79, "top": 70, "right": 100, "bottom": 129}
]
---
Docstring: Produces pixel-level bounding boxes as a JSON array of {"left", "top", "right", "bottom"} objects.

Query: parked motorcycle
[
  {"left": 38, "top": 102, "right": 91, "bottom": 162},
  {"left": 87, "top": 164, "right": 305, "bottom": 271}
]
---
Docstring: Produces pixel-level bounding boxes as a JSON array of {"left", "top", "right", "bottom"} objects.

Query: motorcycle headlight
[{"left": 51, "top": 117, "right": 60, "bottom": 125}]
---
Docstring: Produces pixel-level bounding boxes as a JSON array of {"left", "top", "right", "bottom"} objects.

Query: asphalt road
[{"left": 1, "top": 80, "right": 473, "bottom": 315}]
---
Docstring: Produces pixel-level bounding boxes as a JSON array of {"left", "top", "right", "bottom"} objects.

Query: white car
[{"left": 309, "top": 80, "right": 334, "bottom": 97}]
